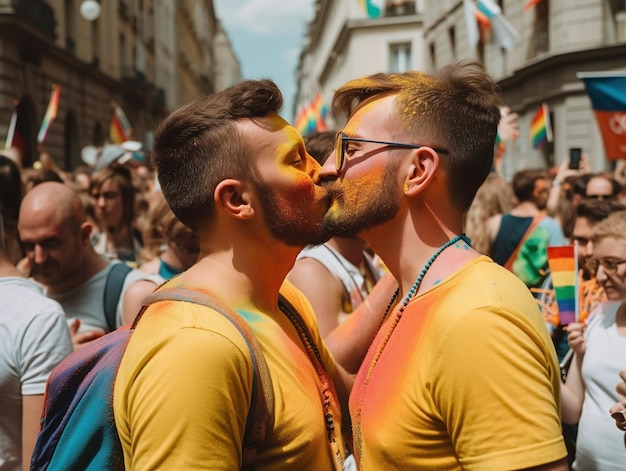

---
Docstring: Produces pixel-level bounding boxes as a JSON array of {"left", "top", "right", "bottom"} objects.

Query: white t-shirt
[
  {"left": 574, "top": 301, "right": 626, "bottom": 470},
  {"left": 48, "top": 262, "right": 162, "bottom": 333},
  {"left": 0, "top": 277, "right": 73, "bottom": 471}
]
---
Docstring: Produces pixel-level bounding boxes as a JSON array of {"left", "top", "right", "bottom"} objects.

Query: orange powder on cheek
[{"left": 330, "top": 163, "right": 389, "bottom": 216}]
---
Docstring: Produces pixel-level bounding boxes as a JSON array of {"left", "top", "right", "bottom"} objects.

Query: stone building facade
[
  {"left": 296, "top": 0, "right": 626, "bottom": 176},
  {"left": 0, "top": 0, "right": 241, "bottom": 169}
]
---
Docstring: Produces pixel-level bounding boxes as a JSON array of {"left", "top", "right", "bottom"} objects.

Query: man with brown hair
[
  {"left": 319, "top": 63, "right": 567, "bottom": 469},
  {"left": 113, "top": 79, "right": 359, "bottom": 469}
]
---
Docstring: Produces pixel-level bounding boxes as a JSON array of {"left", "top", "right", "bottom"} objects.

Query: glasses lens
[{"left": 335, "top": 132, "right": 343, "bottom": 171}]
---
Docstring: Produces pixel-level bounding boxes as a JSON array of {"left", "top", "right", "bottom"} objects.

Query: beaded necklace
[{"left": 381, "top": 233, "right": 472, "bottom": 324}]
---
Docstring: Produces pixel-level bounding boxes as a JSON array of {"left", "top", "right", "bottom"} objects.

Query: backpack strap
[
  {"left": 103, "top": 263, "right": 133, "bottom": 332},
  {"left": 504, "top": 215, "right": 544, "bottom": 271},
  {"left": 139, "top": 287, "right": 274, "bottom": 469}
]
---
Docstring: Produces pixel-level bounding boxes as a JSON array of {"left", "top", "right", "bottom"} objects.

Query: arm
[
  {"left": 22, "top": 394, "right": 44, "bottom": 471},
  {"left": 287, "top": 257, "right": 346, "bottom": 337},
  {"left": 116, "top": 326, "right": 251, "bottom": 469},
  {"left": 437, "top": 306, "right": 567, "bottom": 469},
  {"left": 122, "top": 279, "right": 158, "bottom": 325},
  {"left": 324, "top": 272, "right": 398, "bottom": 374},
  {"left": 560, "top": 322, "right": 586, "bottom": 424},
  {"left": 609, "top": 370, "right": 626, "bottom": 430}
]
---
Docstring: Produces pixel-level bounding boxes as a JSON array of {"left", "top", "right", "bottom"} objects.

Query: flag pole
[{"left": 5, "top": 100, "right": 18, "bottom": 149}]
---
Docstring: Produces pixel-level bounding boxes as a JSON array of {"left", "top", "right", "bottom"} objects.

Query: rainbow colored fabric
[
  {"left": 109, "top": 104, "right": 132, "bottom": 144},
  {"left": 294, "top": 92, "right": 328, "bottom": 136},
  {"left": 37, "top": 84, "right": 61, "bottom": 143},
  {"left": 547, "top": 245, "right": 578, "bottom": 325},
  {"left": 530, "top": 103, "right": 551, "bottom": 149}
]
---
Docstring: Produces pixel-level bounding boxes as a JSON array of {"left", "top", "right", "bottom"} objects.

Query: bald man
[{"left": 18, "top": 182, "right": 160, "bottom": 348}]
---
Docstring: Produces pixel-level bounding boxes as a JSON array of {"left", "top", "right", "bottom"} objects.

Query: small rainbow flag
[
  {"left": 530, "top": 103, "right": 552, "bottom": 149},
  {"left": 547, "top": 245, "right": 578, "bottom": 325},
  {"left": 37, "top": 84, "right": 61, "bottom": 143},
  {"left": 110, "top": 102, "right": 132, "bottom": 144},
  {"left": 294, "top": 92, "right": 328, "bottom": 136}
]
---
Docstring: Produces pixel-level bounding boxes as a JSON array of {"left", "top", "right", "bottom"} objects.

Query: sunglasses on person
[
  {"left": 585, "top": 257, "right": 626, "bottom": 275},
  {"left": 334, "top": 132, "right": 449, "bottom": 172}
]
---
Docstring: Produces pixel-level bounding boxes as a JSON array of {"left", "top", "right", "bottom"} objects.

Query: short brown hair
[
  {"left": 332, "top": 61, "right": 502, "bottom": 210},
  {"left": 152, "top": 79, "right": 283, "bottom": 231}
]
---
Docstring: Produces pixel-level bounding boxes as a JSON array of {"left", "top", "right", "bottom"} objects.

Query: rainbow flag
[
  {"left": 37, "top": 84, "right": 61, "bottom": 143},
  {"left": 547, "top": 245, "right": 578, "bottom": 325},
  {"left": 109, "top": 102, "right": 132, "bottom": 144},
  {"left": 358, "top": 0, "right": 383, "bottom": 19},
  {"left": 530, "top": 103, "right": 552, "bottom": 149},
  {"left": 294, "top": 92, "right": 328, "bottom": 136}
]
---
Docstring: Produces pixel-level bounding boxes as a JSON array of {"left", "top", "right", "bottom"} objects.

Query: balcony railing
[
  {"left": 385, "top": 1, "right": 417, "bottom": 17},
  {"left": 0, "top": 0, "right": 57, "bottom": 37}
]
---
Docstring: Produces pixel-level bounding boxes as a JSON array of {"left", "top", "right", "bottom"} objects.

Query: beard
[
  {"left": 254, "top": 185, "right": 332, "bottom": 247},
  {"left": 321, "top": 164, "right": 401, "bottom": 237}
]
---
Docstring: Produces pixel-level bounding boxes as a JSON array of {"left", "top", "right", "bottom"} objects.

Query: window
[
  {"left": 610, "top": 0, "right": 626, "bottom": 42},
  {"left": 429, "top": 42, "right": 435, "bottom": 69},
  {"left": 389, "top": 43, "right": 412, "bottom": 73},
  {"left": 65, "top": 0, "right": 75, "bottom": 53},
  {"left": 448, "top": 27, "right": 456, "bottom": 61}
]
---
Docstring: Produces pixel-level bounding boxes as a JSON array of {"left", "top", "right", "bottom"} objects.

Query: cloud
[{"left": 215, "top": 0, "right": 315, "bottom": 35}]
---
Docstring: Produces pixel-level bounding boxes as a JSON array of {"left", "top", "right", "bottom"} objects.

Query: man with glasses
[
  {"left": 319, "top": 62, "right": 568, "bottom": 469},
  {"left": 562, "top": 210, "right": 626, "bottom": 469}
]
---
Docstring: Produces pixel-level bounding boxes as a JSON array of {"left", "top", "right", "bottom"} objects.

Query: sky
[{"left": 213, "top": 0, "right": 316, "bottom": 124}]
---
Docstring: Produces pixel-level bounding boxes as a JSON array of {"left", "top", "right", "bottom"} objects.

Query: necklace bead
[{"left": 382, "top": 234, "right": 471, "bottom": 322}]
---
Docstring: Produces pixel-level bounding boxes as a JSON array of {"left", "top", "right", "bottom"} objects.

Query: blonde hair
[
  {"left": 140, "top": 191, "right": 191, "bottom": 263},
  {"left": 592, "top": 210, "right": 626, "bottom": 244}
]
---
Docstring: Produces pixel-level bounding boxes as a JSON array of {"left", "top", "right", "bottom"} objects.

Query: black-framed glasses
[
  {"left": 334, "top": 131, "right": 449, "bottom": 171},
  {"left": 585, "top": 257, "right": 626, "bottom": 275}
]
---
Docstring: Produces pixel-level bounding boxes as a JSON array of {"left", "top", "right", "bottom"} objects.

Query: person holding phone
[{"left": 561, "top": 210, "right": 626, "bottom": 469}]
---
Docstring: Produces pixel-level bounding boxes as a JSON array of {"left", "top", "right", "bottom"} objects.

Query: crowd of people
[{"left": 1, "top": 61, "right": 625, "bottom": 470}]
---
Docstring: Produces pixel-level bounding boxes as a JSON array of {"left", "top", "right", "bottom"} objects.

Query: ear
[
  {"left": 403, "top": 147, "right": 440, "bottom": 197},
  {"left": 214, "top": 179, "right": 254, "bottom": 220},
  {"left": 79, "top": 222, "right": 93, "bottom": 244}
]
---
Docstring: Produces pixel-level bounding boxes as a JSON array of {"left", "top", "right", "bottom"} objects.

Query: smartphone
[{"left": 569, "top": 148, "right": 582, "bottom": 169}]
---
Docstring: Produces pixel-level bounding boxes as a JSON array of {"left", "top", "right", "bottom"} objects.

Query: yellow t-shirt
[
  {"left": 114, "top": 279, "right": 344, "bottom": 470},
  {"left": 350, "top": 256, "right": 567, "bottom": 470}
]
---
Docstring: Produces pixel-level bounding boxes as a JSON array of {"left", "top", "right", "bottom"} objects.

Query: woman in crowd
[
  {"left": 138, "top": 191, "right": 199, "bottom": 281},
  {"left": 89, "top": 166, "right": 142, "bottom": 265},
  {"left": 561, "top": 210, "right": 626, "bottom": 469}
]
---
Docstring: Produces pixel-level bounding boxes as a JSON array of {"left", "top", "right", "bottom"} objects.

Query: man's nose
[
  {"left": 319, "top": 151, "right": 339, "bottom": 180},
  {"left": 33, "top": 245, "right": 47, "bottom": 264}
]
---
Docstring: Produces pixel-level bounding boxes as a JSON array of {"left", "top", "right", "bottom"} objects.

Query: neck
[
  {"left": 177, "top": 242, "right": 300, "bottom": 315},
  {"left": 161, "top": 248, "right": 185, "bottom": 271},
  {"left": 326, "top": 237, "right": 367, "bottom": 268},
  {"left": 363, "top": 206, "right": 473, "bottom": 298},
  {"left": 510, "top": 201, "right": 541, "bottom": 217}
]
